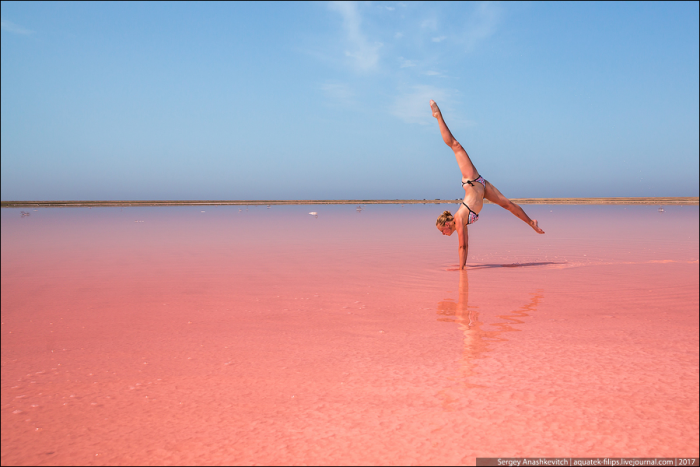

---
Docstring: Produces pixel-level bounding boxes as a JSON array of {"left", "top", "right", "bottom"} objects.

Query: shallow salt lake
[{"left": 1, "top": 204, "right": 698, "bottom": 465}]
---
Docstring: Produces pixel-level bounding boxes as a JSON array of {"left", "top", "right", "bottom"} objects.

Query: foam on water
[{"left": 1, "top": 204, "right": 698, "bottom": 464}]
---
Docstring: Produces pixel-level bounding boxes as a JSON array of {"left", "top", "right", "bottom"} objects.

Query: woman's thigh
[
  {"left": 483, "top": 181, "right": 511, "bottom": 208},
  {"left": 452, "top": 142, "right": 479, "bottom": 180}
]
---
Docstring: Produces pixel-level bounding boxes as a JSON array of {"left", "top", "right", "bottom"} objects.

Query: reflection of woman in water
[
  {"left": 437, "top": 270, "right": 544, "bottom": 390},
  {"left": 436, "top": 270, "right": 486, "bottom": 387},
  {"left": 430, "top": 100, "right": 545, "bottom": 270}
]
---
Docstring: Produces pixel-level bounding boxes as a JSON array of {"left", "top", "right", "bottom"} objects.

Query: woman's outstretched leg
[
  {"left": 484, "top": 181, "right": 545, "bottom": 234},
  {"left": 430, "top": 100, "right": 478, "bottom": 180}
]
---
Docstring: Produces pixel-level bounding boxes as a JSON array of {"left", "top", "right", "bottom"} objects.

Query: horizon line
[{"left": 2, "top": 197, "right": 698, "bottom": 208}]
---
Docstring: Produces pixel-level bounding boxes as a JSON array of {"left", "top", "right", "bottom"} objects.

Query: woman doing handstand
[{"left": 431, "top": 100, "right": 545, "bottom": 270}]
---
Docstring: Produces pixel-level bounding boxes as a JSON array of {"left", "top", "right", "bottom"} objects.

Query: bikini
[{"left": 461, "top": 175, "right": 486, "bottom": 225}]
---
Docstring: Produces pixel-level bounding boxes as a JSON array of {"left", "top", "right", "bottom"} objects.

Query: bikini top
[{"left": 462, "top": 202, "right": 479, "bottom": 225}]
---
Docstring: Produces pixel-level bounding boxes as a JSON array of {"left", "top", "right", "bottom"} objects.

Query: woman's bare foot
[
  {"left": 530, "top": 220, "right": 545, "bottom": 234},
  {"left": 430, "top": 100, "right": 441, "bottom": 118}
]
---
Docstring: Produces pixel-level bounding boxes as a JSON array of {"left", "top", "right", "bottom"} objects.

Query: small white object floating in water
[
  {"left": 309, "top": 212, "right": 318, "bottom": 218},
  {"left": 658, "top": 207, "right": 664, "bottom": 212},
  {"left": 356, "top": 205, "right": 362, "bottom": 212},
  {"left": 201, "top": 211, "right": 205, "bottom": 213}
]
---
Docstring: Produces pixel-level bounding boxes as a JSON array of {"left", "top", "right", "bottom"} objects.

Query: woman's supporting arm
[{"left": 458, "top": 223, "right": 468, "bottom": 270}]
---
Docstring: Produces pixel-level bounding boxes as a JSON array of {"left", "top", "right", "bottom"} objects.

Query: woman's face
[{"left": 437, "top": 221, "right": 455, "bottom": 236}]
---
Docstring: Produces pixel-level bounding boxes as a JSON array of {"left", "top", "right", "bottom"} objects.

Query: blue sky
[{"left": 1, "top": 1, "right": 698, "bottom": 200}]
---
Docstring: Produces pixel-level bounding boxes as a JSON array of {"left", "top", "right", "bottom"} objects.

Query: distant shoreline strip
[{"left": 1, "top": 197, "right": 698, "bottom": 208}]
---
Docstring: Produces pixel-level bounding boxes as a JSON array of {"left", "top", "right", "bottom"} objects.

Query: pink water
[{"left": 2, "top": 204, "right": 698, "bottom": 465}]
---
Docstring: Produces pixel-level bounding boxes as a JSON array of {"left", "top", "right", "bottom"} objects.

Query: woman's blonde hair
[{"left": 436, "top": 210, "right": 454, "bottom": 227}]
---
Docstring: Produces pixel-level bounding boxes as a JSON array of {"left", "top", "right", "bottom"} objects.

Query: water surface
[{"left": 2, "top": 204, "right": 698, "bottom": 465}]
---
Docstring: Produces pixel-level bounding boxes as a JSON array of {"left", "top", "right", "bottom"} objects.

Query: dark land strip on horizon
[{"left": 1, "top": 197, "right": 698, "bottom": 208}]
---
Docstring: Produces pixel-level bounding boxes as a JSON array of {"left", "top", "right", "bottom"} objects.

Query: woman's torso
[{"left": 457, "top": 179, "right": 485, "bottom": 224}]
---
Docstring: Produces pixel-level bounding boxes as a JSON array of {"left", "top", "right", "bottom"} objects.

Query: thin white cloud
[
  {"left": 314, "top": 3, "right": 495, "bottom": 126},
  {"left": 1, "top": 19, "right": 33, "bottom": 35},
  {"left": 391, "top": 85, "right": 451, "bottom": 125},
  {"left": 328, "top": 1, "right": 382, "bottom": 72},
  {"left": 385, "top": 6, "right": 395, "bottom": 11},
  {"left": 391, "top": 85, "right": 475, "bottom": 127},
  {"left": 399, "top": 57, "right": 417, "bottom": 68},
  {"left": 461, "top": 1, "right": 501, "bottom": 52},
  {"left": 321, "top": 82, "right": 356, "bottom": 107},
  {"left": 421, "top": 18, "right": 437, "bottom": 30}
]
